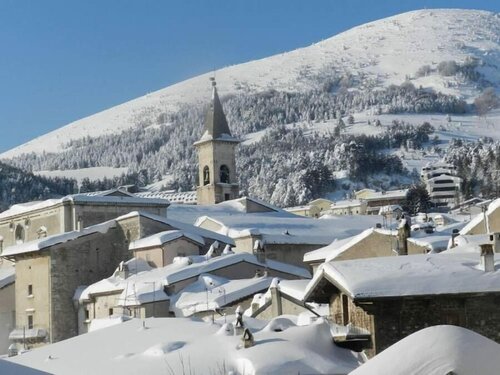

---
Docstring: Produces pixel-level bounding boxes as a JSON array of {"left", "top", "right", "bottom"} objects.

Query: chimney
[
  {"left": 489, "top": 233, "right": 500, "bottom": 253},
  {"left": 480, "top": 244, "right": 495, "bottom": 272},
  {"left": 450, "top": 229, "right": 460, "bottom": 248}
]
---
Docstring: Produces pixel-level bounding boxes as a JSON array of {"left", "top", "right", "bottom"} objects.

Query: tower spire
[{"left": 204, "top": 77, "right": 232, "bottom": 138}]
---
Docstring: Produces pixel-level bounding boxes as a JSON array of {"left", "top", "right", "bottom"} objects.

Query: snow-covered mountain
[{"left": 2, "top": 9, "right": 499, "bottom": 159}]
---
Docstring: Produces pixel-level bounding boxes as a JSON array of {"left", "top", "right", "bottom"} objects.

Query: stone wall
[
  {"left": 0, "top": 283, "right": 15, "bottom": 354},
  {"left": 49, "top": 226, "right": 129, "bottom": 343},
  {"left": 332, "top": 231, "right": 398, "bottom": 262},
  {"left": 14, "top": 254, "right": 51, "bottom": 345},
  {"left": 331, "top": 294, "right": 500, "bottom": 357},
  {"left": 0, "top": 204, "right": 67, "bottom": 248}
]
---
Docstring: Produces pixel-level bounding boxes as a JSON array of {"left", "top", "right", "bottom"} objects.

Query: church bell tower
[{"left": 194, "top": 78, "right": 240, "bottom": 205}]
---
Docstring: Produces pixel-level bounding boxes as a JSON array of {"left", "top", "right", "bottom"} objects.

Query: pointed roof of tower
[
  {"left": 206, "top": 80, "right": 232, "bottom": 138},
  {"left": 194, "top": 79, "right": 239, "bottom": 145}
]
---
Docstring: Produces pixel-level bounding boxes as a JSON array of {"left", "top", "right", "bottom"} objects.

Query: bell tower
[{"left": 194, "top": 78, "right": 240, "bottom": 205}]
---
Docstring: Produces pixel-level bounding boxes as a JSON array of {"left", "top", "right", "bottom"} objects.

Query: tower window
[
  {"left": 220, "top": 165, "right": 230, "bottom": 183},
  {"left": 203, "top": 166, "right": 210, "bottom": 185},
  {"left": 15, "top": 225, "right": 25, "bottom": 244}
]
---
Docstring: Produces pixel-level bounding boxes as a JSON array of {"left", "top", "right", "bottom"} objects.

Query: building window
[
  {"left": 85, "top": 309, "right": 90, "bottom": 320},
  {"left": 15, "top": 225, "right": 25, "bottom": 244},
  {"left": 220, "top": 165, "right": 230, "bottom": 183},
  {"left": 203, "top": 166, "right": 210, "bottom": 185},
  {"left": 28, "top": 284, "right": 33, "bottom": 296},
  {"left": 109, "top": 308, "right": 113, "bottom": 316},
  {"left": 224, "top": 193, "right": 231, "bottom": 201},
  {"left": 341, "top": 294, "right": 349, "bottom": 325},
  {"left": 27, "top": 315, "right": 34, "bottom": 329}
]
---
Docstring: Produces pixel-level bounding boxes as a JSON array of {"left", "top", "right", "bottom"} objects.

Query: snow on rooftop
[
  {"left": 78, "top": 253, "right": 310, "bottom": 306},
  {"left": 460, "top": 198, "right": 500, "bottom": 235},
  {"left": 351, "top": 325, "right": 500, "bottom": 375},
  {"left": 303, "top": 227, "right": 396, "bottom": 263},
  {"left": 167, "top": 196, "right": 286, "bottom": 225},
  {"left": 0, "top": 193, "right": 169, "bottom": 221},
  {"left": 3, "top": 317, "right": 364, "bottom": 375},
  {"left": 171, "top": 274, "right": 273, "bottom": 317},
  {"left": 0, "top": 260, "right": 15, "bottom": 289},
  {"left": 129, "top": 230, "right": 205, "bottom": 250},
  {"left": 197, "top": 212, "right": 384, "bottom": 245},
  {"left": 116, "top": 211, "right": 234, "bottom": 246},
  {"left": 305, "top": 252, "right": 500, "bottom": 301},
  {"left": 2, "top": 220, "right": 117, "bottom": 257}
]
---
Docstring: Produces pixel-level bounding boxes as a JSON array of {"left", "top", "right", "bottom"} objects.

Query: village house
[
  {"left": 75, "top": 252, "right": 310, "bottom": 333},
  {"left": 303, "top": 227, "right": 401, "bottom": 271},
  {"left": 195, "top": 212, "right": 383, "bottom": 268},
  {"left": 354, "top": 188, "right": 408, "bottom": 215},
  {"left": 329, "top": 199, "right": 367, "bottom": 216},
  {"left": 0, "top": 208, "right": 233, "bottom": 348},
  {"left": 421, "top": 161, "right": 462, "bottom": 207},
  {"left": 303, "top": 250, "right": 500, "bottom": 357},
  {"left": 284, "top": 204, "right": 321, "bottom": 218},
  {"left": 0, "top": 189, "right": 169, "bottom": 249}
]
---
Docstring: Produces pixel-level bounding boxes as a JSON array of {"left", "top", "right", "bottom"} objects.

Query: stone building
[
  {"left": 195, "top": 212, "right": 383, "bottom": 268},
  {"left": 354, "top": 189, "right": 408, "bottom": 215},
  {"left": 0, "top": 259, "right": 15, "bottom": 354},
  {"left": 2, "top": 220, "right": 129, "bottom": 347},
  {"left": 75, "top": 252, "right": 310, "bottom": 334},
  {"left": 1, "top": 209, "right": 229, "bottom": 348},
  {"left": 0, "top": 190, "right": 169, "bottom": 249},
  {"left": 303, "top": 227, "right": 401, "bottom": 272},
  {"left": 304, "top": 251, "right": 500, "bottom": 357},
  {"left": 194, "top": 79, "right": 240, "bottom": 205}
]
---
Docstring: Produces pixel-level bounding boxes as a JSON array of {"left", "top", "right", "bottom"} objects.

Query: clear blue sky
[{"left": 0, "top": 0, "right": 499, "bottom": 153}]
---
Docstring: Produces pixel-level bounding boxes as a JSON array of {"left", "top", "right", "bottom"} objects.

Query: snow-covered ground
[
  {"left": 1, "top": 9, "right": 499, "bottom": 159},
  {"left": 2, "top": 317, "right": 365, "bottom": 375},
  {"left": 351, "top": 325, "right": 500, "bottom": 375}
]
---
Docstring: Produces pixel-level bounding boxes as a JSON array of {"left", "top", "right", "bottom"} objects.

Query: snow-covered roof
[
  {"left": 303, "top": 227, "right": 396, "bottom": 263},
  {"left": 407, "top": 220, "right": 467, "bottom": 253},
  {"left": 129, "top": 230, "right": 205, "bottom": 250},
  {"left": 196, "top": 212, "right": 384, "bottom": 245},
  {"left": 351, "top": 325, "right": 500, "bottom": 375},
  {"left": 442, "top": 233, "right": 492, "bottom": 254},
  {"left": 167, "top": 196, "right": 286, "bottom": 224},
  {"left": 171, "top": 274, "right": 273, "bottom": 317},
  {"left": 78, "top": 253, "right": 310, "bottom": 306},
  {"left": 0, "top": 260, "right": 15, "bottom": 289},
  {"left": 1, "top": 220, "right": 117, "bottom": 257},
  {"left": 0, "top": 193, "right": 169, "bottom": 221},
  {"left": 135, "top": 191, "right": 197, "bottom": 204},
  {"left": 116, "top": 211, "right": 234, "bottom": 246},
  {"left": 305, "top": 253, "right": 500, "bottom": 301},
  {"left": 3, "top": 317, "right": 363, "bottom": 374},
  {"left": 460, "top": 198, "right": 500, "bottom": 235}
]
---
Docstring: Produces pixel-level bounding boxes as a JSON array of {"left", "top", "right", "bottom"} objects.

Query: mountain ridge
[{"left": 2, "top": 8, "right": 499, "bottom": 160}]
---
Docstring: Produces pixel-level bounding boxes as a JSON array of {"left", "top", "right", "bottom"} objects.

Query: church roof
[{"left": 194, "top": 80, "right": 239, "bottom": 145}]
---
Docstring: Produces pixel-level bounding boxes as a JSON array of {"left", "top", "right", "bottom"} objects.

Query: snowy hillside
[{"left": 2, "top": 8, "right": 499, "bottom": 159}]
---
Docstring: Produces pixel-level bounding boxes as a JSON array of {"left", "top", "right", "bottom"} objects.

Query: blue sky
[{"left": 0, "top": 0, "right": 499, "bottom": 153}]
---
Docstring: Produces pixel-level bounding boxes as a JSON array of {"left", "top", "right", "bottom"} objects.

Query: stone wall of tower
[{"left": 196, "top": 140, "right": 239, "bottom": 205}]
